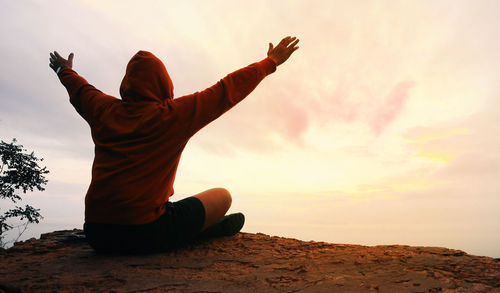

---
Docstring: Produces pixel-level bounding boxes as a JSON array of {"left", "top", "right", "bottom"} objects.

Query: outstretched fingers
[
  {"left": 278, "top": 36, "right": 291, "bottom": 47},
  {"left": 49, "top": 50, "right": 74, "bottom": 73},
  {"left": 267, "top": 35, "right": 300, "bottom": 66},
  {"left": 289, "top": 38, "right": 300, "bottom": 51},
  {"left": 277, "top": 36, "right": 299, "bottom": 50}
]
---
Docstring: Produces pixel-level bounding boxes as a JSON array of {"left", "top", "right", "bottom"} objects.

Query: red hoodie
[{"left": 58, "top": 51, "right": 276, "bottom": 225}]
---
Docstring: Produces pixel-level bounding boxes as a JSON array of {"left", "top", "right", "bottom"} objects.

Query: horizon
[{"left": 1, "top": 0, "right": 499, "bottom": 257}]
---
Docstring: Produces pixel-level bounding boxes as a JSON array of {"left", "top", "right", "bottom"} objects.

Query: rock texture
[{"left": 0, "top": 229, "right": 499, "bottom": 292}]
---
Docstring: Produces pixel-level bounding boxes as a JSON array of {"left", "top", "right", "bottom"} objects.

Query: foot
[{"left": 199, "top": 213, "right": 245, "bottom": 238}]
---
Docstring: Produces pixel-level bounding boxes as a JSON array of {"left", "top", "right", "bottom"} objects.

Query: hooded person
[{"left": 50, "top": 36, "right": 300, "bottom": 253}]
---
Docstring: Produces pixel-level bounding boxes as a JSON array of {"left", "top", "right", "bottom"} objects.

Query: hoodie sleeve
[
  {"left": 57, "top": 67, "right": 117, "bottom": 124},
  {"left": 172, "top": 57, "right": 277, "bottom": 137}
]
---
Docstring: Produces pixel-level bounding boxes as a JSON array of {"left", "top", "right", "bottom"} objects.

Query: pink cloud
[
  {"left": 258, "top": 85, "right": 312, "bottom": 144},
  {"left": 285, "top": 107, "right": 309, "bottom": 140},
  {"left": 370, "top": 81, "right": 414, "bottom": 136},
  {"left": 307, "top": 76, "right": 361, "bottom": 126},
  {"left": 191, "top": 79, "right": 414, "bottom": 155},
  {"left": 270, "top": 97, "right": 310, "bottom": 141}
]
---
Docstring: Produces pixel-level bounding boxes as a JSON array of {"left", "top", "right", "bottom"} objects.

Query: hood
[{"left": 119, "top": 51, "right": 174, "bottom": 103}]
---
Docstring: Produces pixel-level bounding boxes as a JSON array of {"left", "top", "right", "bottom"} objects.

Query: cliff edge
[{"left": 0, "top": 229, "right": 499, "bottom": 292}]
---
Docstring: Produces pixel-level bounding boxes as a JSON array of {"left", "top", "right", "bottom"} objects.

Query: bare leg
[{"left": 193, "top": 187, "right": 232, "bottom": 230}]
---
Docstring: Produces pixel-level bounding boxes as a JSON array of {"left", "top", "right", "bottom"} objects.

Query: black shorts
[{"left": 83, "top": 196, "right": 206, "bottom": 254}]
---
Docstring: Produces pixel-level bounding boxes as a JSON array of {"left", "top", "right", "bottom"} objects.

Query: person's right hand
[
  {"left": 267, "top": 36, "right": 300, "bottom": 66},
  {"left": 49, "top": 51, "right": 74, "bottom": 73}
]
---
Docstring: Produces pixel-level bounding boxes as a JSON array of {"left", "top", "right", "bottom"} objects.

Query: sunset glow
[{"left": 1, "top": 0, "right": 499, "bottom": 257}]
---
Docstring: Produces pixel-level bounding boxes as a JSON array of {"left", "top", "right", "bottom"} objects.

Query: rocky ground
[{"left": 0, "top": 229, "right": 499, "bottom": 292}]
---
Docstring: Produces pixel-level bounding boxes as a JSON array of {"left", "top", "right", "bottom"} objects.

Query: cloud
[
  {"left": 189, "top": 73, "right": 415, "bottom": 156},
  {"left": 370, "top": 81, "right": 414, "bottom": 136},
  {"left": 1, "top": 0, "right": 425, "bottom": 159},
  {"left": 402, "top": 95, "right": 500, "bottom": 195},
  {"left": 264, "top": 93, "right": 310, "bottom": 141}
]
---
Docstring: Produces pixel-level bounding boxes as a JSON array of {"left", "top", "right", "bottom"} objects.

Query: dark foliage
[{"left": 0, "top": 138, "right": 48, "bottom": 246}]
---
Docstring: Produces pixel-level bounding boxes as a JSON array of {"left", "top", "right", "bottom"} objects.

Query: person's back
[
  {"left": 77, "top": 51, "right": 192, "bottom": 226},
  {"left": 49, "top": 36, "right": 299, "bottom": 253}
]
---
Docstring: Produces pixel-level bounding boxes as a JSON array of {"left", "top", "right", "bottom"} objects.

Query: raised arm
[
  {"left": 49, "top": 51, "right": 116, "bottom": 124},
  {"left": 171, "top": 36, "right": 300, "bottom": 137}
]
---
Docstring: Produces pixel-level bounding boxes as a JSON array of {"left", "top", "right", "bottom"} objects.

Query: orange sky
[{"left": 0, "top": 0, "right": 499, "bottom": 257}]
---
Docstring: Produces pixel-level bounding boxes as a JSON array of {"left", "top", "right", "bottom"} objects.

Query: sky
[{"left": 1, "top": 0, "right": 499, "bottom": 257}]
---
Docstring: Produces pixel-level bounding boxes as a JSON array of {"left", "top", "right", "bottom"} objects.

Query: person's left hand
[
  {"left": 267, "top": 36, "right": 299, "bottom": 66},
  {"left": 49, "top": 51, "right": 74, "bottom": 73}
]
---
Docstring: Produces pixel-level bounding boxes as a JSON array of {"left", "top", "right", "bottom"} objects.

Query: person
[{"left": 49, "top": 36, "right": 300, "bottom": 253}]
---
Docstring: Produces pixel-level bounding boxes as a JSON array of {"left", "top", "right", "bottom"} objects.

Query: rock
[{"left": 0, "top": 229, "right": 499, "bottom": 292}]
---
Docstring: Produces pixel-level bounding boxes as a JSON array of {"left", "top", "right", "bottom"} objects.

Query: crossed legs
[{"left": 193, "top": 187, "right": 232, "bottom": 230}]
